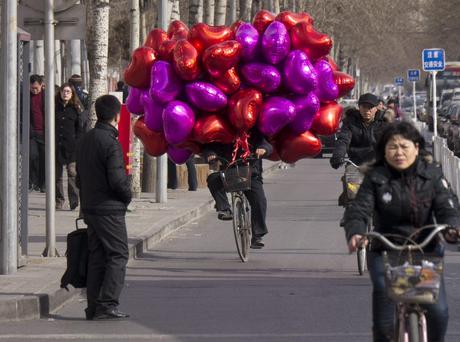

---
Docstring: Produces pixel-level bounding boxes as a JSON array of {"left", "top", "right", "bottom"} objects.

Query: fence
[{"left": 433, "top": 136, "right": 460, "bottom": 196}]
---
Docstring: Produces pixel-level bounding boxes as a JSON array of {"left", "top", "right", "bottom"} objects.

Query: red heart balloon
[
  {"left": 230, "top": 20, "right": 245, "bottom": 34},
  {"left": 212, "top": 67, "right": 241, "bottom": 95},
  {"left": 275, "top": 11, "right": 314, "bottom": 30},
  {"left": 333, "top": 71, "right": 356, "bottom": 98},
  {"left": 133, "top": 117, "right": 168, "bottom": 157},
  {"left": 326, "top": 55, "right": 339, "bottom": 71},
  {"left": 193, "top": 114, "right": 235, "bottom": 144},
  {"left": 124, "top": 47, "right": 157, "bottom": 88},
  {"left": 266, "top": 137, "right": 281, "bottom": 161},
  {"left": 168, "top": 20, "right": 189, "bottom": 40},
  {"left": 187, "top": 23, "right": 234, "bottom": 54},
  {"left": 290, "top": 22, "right": 333, "bottom": 61},
  {"left": 144, "top": 28, "right": 168, "bottom": 52},
  {"left": 158, "top": 39, "right": 176, "bottom": 61},
  {"left": 174, "top": 139, "right": 202, "bottom": 154},
  {"left": 310, "top": 102, "right": 343, "bottom": 136},
  {"left": 277, "top": 129, "right": 322, "bottom": 162},
  {"left": 202, "top": 40, "right": 242, "bottom": 78},
  {"left": 252, "top": 10, "right": 275, "bottom": 34},
  {"left": 228, "top": 88, "right": 263, "bottom": 131},
  {"left": 173, "top": 39, "right": 201, "bottom": 81}
]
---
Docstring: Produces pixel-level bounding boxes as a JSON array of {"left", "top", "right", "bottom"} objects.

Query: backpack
[{"left": 60, "top": 218, "right": 89, "bottom": 290}]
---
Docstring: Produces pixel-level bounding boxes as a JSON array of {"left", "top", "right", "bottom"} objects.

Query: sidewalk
[{"left": 0, "top": 161, "right": 280, "bottom": 321}]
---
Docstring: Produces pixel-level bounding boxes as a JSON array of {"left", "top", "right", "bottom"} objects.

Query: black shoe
[
  {"left": 39, "top": 187, "right": 46, "bottom": 193},
  {"left": 93, "top": 308, "right": 130, "bottom": 320},
  {"left": 70, "top": 204, "right": 78, "bottom": 211},
  {"left": 250, "top": 237, "right": 265, "bottom": 249},
  {"left": 339, "top": 218, "right": 345, "bottom": 227},
  {"left": 217, "top": 209, "right": 233, "bottom": 221},
  {"left": 85, "top": 308, "right": 94, "bottom": 321}
]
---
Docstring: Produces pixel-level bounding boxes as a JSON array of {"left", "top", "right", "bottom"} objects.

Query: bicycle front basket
[
  {"left": 384, "top": 255, "right": 443, "bottom": 304},
  {"left": 221, "top": 164, "right": 252, "bottom": 193}
]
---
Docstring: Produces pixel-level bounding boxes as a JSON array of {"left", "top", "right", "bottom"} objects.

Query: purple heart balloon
[
  {"left": 185, "top": 81, "right": 227, "bottom": 112},
  {"left": 168, "top": 145, "right": 193, "bottom": 165},
  {"left": 163, "top": 100, "right": 195, "bottom": 145},
  {"left": 261, "top": 21, "right": 291, "bottom": 65},
  {"left": 149, "top": 61, "right": 183, "bottom": 104},
  {"left": 235, "top": 23, "right": 260, "bottom": 62},
  {"left": 126, "top": 87, "right": 146, "bottom": 115},
  {"left": 257, "top": 97, "right": 296, "bottom": 136},
  {"left": 142, "top": 92, "right": 164, "bottom": 132},
  {"left": 240, "top": 62, "right": 281, "bottom": 93},
  {"left": 314, "top": 59, "right": 339, "bottom": 102},
  {"left": 288, "top": 93, "right": 321, "bottom": 134},
  {"left": 283, "top": 50, "right": 318, "bottom": 95}
]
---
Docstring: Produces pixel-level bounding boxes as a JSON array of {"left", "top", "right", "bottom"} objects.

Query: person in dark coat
[
  {"left": 204, "top": 129, "right": 273, "bottom": 249},
  {"left": 76, "top": 95, "right": 132, "bottom": 321},
  {"left": 55, "top": 83, "right": 83, "bottom": 210},
  {"left": 167, "top": 157, "right": 198, "bottom": 191},
  {"left": 69, "top": 74, "right": 91, "bottom": 132},
  {"left": 344, "top": 121, "right": 460, "bottom": 342}
]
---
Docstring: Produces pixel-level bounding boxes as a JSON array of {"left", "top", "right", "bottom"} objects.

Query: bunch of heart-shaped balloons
[{"left": 125, "top": 10, "right": 355, "bottom": 164}]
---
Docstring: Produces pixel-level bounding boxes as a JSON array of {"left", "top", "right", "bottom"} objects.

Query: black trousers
[
  {"left": 168, "top": 157, "right": 198, "bottom": 190},
  {"left": 85, "top": 214, "right": 129, "bottom": 315},
  {"left": 30, "top": 133, "right": 45, "bottom": 189},
  {"left": 207, "top": 171, "right": 268, "bottom": 237}
]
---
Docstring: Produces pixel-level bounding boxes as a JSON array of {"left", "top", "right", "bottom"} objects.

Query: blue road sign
[
  {"left": 422, "top": 49, "right": 445, "bottom": 71},
  {"left": 394, "top": 77, "right": 404, "bottom": 86},
  {"left": 407, "top": 69, "right": 420, "bottom": 82}
]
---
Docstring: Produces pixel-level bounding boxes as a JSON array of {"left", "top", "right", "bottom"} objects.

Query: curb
[{"left": 0, "top": 161, "right": 281, "bottom": 322}]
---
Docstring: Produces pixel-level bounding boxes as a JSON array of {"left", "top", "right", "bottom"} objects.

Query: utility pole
[{"left": 1, "top": 0, "right": 18, "bottom": 274}]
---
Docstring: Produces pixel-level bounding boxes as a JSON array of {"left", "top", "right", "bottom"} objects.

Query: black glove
[{"left": 330, "top": 157, "right": 344, "bottom": 169}]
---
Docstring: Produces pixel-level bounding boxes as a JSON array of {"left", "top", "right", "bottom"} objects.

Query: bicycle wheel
[
  {"left": 232, "top": 195, "right": 249, "bottom": 262},
  {"left": 357, "top": 246, "right": 366, "bottom": 275},
  {"left": 408, "top": 312, "right": 421, "bottom": 342}
]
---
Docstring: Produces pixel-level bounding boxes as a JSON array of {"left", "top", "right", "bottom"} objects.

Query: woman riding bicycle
[
  {"left": 204, "top": 128, "right": 272, "bottom": 249},
  {"left": 344, "top": 121, "right": 460, "bottom": 342}
]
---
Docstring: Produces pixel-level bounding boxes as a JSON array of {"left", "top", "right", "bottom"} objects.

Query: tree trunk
[
  {"left": 274, "top": 0, "right": 280, "bottom": 13},
  {"left": 214, "top": 0, "right": 226, "bottom": 25},
  {"left": 189, "top": 0, "right": 201, "bottom": 26},
  {"left": 239, "top": 0, "right": 252, "bottom": 22},
  {"left": 226, "top": 0, "right": 236, "bottom": 25},
  {"left": 54, "top": 40, "right": 62, "bottom": 86},
  {"left": 204, "top": 0, "right": 215, "bottom": 25},
  {"left": 251, "top": 0, "right": 261, "bottom": 20},
  {"left": 288, "top": 0, "right": 295, "bottom": 11},
  {"left": 170, "top": 0, "right": 181, "bottom": 21}
]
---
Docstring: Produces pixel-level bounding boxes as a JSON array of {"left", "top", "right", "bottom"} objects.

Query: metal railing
[{"left": 433, "top": 135, "right": 460, "bottom": 196}]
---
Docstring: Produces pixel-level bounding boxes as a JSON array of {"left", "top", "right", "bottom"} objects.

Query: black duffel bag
[{"left": 61, "top": 218, "right": 88, "bottom": 290}]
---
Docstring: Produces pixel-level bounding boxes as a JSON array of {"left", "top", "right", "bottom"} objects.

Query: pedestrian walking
[
  {"left": 68, "top": 74, "right": 91, "bottom": 132},
  {"left": 55, "top": 83, "right": 83, "bottom": 210},
  {"left": 168, "top": 157, "right": 198, "bottom": 191},
  {"left": 76, "top": 95, "right": 132, "bottom": 320}
]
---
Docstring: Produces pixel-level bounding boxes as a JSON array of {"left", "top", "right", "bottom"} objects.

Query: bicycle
[
  {"left": 363, "top": 224, "right": 455, "bottom": 342},
  {"left": 211, "top": 156, "right": 256, "bottom": 262}
]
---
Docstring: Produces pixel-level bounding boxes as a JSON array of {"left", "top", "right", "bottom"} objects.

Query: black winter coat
[
  {"left": 344, "top": 157, "right": 460, "bottom": 250},
  {"left": 332, "top": 109, "right": 389, "bottom": 165},
  {"left": 55, "top": 101, "right": 82, "bottom": 164},
  {"left": 76, "top": 122, "right": 132, "bottom": 215}
]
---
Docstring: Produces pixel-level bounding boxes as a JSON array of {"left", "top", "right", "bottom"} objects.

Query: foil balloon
[
  {"left": 149, "top": 61, "right": 183, "bottom": 104},
  {"left": 142, "top": 92, "right": 164, "bottom": 132},
  {"left": 167, "top": 20, "right": 189, "bottom": 40},
  {"left": 326, "top": 55, "right": 339, "bottom": 71},
  {"left": 310, "top": 102, "right": 343, "bottom": 136},
  {"left": 334, "top": 71, "right": 356, "bottom": 98},
  {"left": 314, "top": 59, "right": 339, "bottom": 102},
  {"left": 158, "top": 40, "right": 176, "bottom": 61},
  {"left": 266, "top": 146, "right": 281, "bottom": 161},
  {"left": 288, "top": 93, "right": 321, "bottom": 134},
  {"left": 172, "top": 39, "right": 201, "bottom": 81},
  {"left": 283, "top": 50, "right": 318, "bottom": 95},
  {"left": 133, "top": 117, "right": 168, "bottom": 157},
  {"left": 212, "top": 67, "right": 241, "bottom": 95},
  {"left": 185, "top": 81, "right": 228, "bottom": 112},
  {"left": 290, "top": 22, "right": 333, "bottom": 61},
  {"left": 175, "top": 139, "right": 202, "bottom": 154},
  {"left": 257, "top": 97, "right": 296, "bottom": 136},
  {"left": 230, "top": 20, "right": 244, "bottom": 34},
  {"left": 187, "top": 23, "right": 234, "bottom": 54},
  {"left": 235, "top": 23, "right": 260, "bottom": 62},
  {"left": 126, "top": 87, "right": 146, "bottom": 115},
  {"left": 124, "top": 47, "right": 156, "bottom": 89},
  {"left": 202, "top": 40, "right": 242, "bottom": 78},
  {"left": 275, "top": 11, "right": 314, "bottom": 30},
  {"left": 277, "top": 129, "right": 322, "bottom": 162},
  {"left": 167, "top": 145, "right": 193, "bottom": 164},
  {"left": 261, "top": 21, "right": 291, "bottom": 65},
  {"left": 240, "top": 62, "right": 281, "bottom": 93},
  {"left": 252, "top": 10, "right": 275, "bottom": 34},
  {"left": 193, "top": 114, "right": 235, "bottom": 144},
  {"left": 144, "top": 28, "right": 168, "bottom": 52},
  {"left": 228, "top": 88, "right": 263, "bottom": 131},
  {"left": 163, "top": 100, "right": 195, "bottom": 145}
]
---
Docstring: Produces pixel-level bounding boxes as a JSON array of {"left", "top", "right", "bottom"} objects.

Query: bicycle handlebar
[
  {"left": 343, "top": 158, "right": 360, "bottom": 169},
  {"left": 208, "top": 154, "right": 259, "bottom": 166}
]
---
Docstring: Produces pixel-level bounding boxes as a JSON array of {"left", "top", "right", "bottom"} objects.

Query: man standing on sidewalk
[{"left": 76, "top": 95, "right": 132, "bottom": 320}]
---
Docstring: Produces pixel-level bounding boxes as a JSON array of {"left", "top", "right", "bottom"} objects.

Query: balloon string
[{"left": 231, "top": 131, "right": 251, "bottom": 165}]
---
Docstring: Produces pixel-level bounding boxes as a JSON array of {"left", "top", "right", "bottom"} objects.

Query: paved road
[{"left": 2, "top": 159, "right": 460, "bottom": 342}]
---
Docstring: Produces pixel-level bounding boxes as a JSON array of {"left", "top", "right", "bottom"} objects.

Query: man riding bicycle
[{"left": 204, "top": 129, "right": 272, "bottom": 249}]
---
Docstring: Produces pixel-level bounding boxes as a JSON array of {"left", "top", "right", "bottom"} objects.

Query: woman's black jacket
[
  {"left": 344, "top": 156, "right": 460, "bottom": 249},
  {"left": 55, "top": 100, "right": 82, "bottom": 164}
]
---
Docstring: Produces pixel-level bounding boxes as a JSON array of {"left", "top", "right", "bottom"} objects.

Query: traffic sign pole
[
  {"left": 412, "top": 81, "right": 417, "bottom": 121},
  {"left": 433, "top": 71, "right": 438, "bottom": 137}
]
